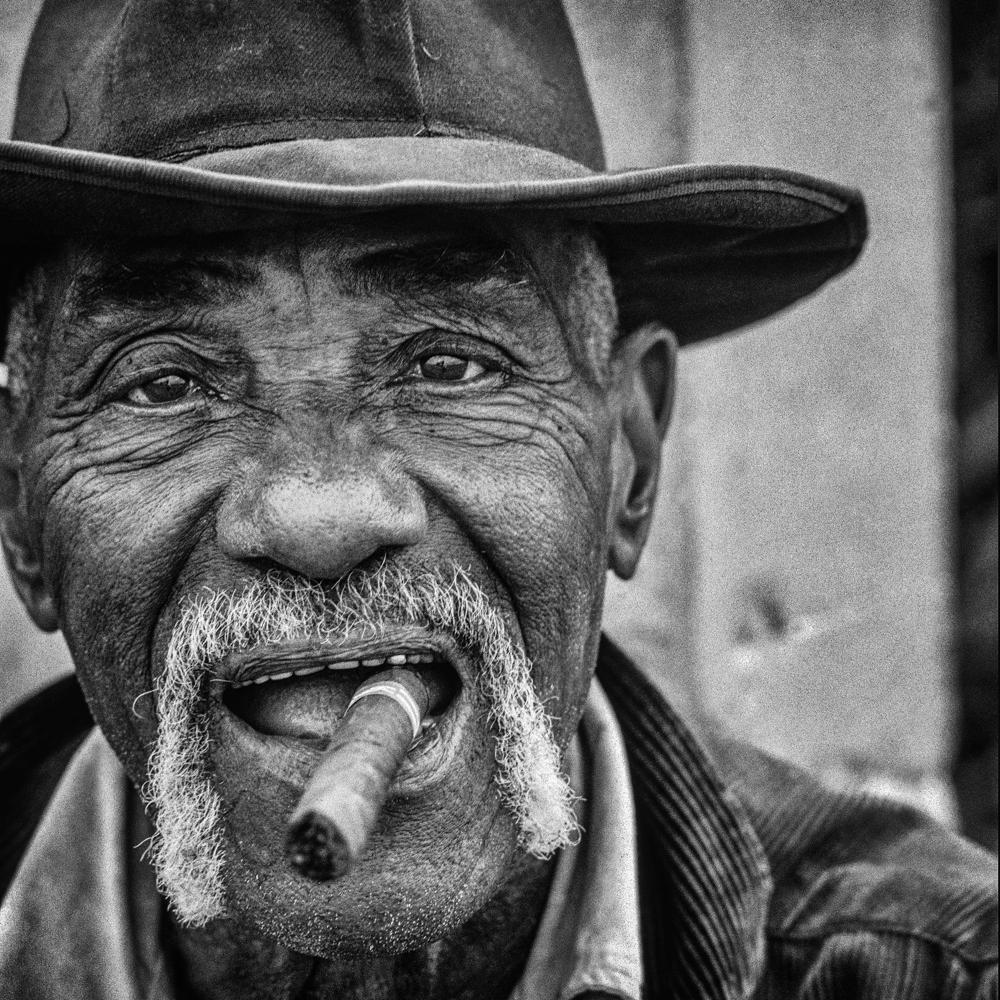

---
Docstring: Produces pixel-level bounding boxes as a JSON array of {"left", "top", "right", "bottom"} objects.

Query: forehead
[{"left": 59, "top": 212, "right": 569, "bottom": 321}]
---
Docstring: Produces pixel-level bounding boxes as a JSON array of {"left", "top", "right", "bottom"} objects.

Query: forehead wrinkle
[
  {"left": 333, "top": 243, "right": 556, "bottom": 355},
  {"left": 63, "top": 254, "right": 262, "bottom": 326},
  {"left": 341, "top": 240, "right": 535, "bottom": 303}
]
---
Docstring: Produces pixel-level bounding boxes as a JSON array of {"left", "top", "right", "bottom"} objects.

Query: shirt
[{"left": 514, "top": 678, "right": 644, "bottom": 1000}]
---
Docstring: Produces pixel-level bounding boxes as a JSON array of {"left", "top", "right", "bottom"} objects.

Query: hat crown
[{"left": 14, "top": 0, "right": 605, "bottom": 170}]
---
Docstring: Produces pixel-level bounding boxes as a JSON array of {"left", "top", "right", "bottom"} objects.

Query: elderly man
[{"left": 0, "top": 1, "right": 995, "bottom": 998}]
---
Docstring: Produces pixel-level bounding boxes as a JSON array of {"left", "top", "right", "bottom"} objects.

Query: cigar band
[{"left": 347, "top": 681, "right": 423, "bottom": 739}]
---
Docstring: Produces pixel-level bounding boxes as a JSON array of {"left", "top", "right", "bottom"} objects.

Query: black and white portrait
[{"left": 0, "top": 2, "right": 996, "bottom": 997}]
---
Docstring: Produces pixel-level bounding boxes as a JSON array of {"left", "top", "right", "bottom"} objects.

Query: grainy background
[{"left": 1, "top": 0, "right": 996, "bottom": 850}]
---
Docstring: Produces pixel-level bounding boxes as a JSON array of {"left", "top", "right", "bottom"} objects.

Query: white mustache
[{"left": 142, "top": 562, "right": 580, "bottom": 927}]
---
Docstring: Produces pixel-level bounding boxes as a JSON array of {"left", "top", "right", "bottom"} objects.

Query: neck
[{"left": 168, "top": 853, "right": 556, "bottom": 1000}]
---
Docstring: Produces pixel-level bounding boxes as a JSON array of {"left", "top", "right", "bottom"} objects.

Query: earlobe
[
  {"left": 0, "top": 408, "right": 59, "bottom": 632},
  {"left": 1, "top": 524, "right": 59, "bottom": 632},
  {"left": 607, "top": 323, "right": 678, "bottom": 581}
]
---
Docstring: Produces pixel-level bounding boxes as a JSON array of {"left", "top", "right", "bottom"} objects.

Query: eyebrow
[
  {"left": 66, "top": 256, "right": 258, "bottom": 322},
  {"left": 64, "top": 237, "right": 536, "bottom": 324},
  {"left": 344, "top": 239, "right": 534, "bottom": 301}
]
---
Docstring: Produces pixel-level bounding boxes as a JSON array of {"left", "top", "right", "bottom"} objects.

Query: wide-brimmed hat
[{"left": 0, "top": 0, "right": 866, "bottom": 343}]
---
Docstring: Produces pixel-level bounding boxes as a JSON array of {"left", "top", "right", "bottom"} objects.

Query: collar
[
  {"left": 511, "top": 678, "right": 644, "bottom": 1000},
  {"left": 596, "top": 635, "right": 773, "bottom": 1000},
  {"left": 0, "top": 726, "right": 172, "bottom": 1000}
]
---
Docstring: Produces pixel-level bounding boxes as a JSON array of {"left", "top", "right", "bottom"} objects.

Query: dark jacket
[{"left": 1, "top": 638, "right": 997, "bottom": 999}]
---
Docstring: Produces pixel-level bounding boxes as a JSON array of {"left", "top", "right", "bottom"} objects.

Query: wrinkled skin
[{"left": 0, "top": 211, "right": 675, "bottom": 1000}]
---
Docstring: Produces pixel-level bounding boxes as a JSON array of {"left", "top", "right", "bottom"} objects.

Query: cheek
[
  {"left": 23, "top": 418, "right": 227, "bottom": 782},
  {"left": 397, "top": 401, "right": 614, "bottom": 740}
]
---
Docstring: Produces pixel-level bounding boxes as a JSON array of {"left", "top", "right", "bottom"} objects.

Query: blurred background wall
[{"left": 1, "top": 0, "right": 996, "bottom": 851}]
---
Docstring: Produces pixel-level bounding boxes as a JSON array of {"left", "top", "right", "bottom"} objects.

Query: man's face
[{"left": 5, "top": 213, "right": 659, "bottom": 955}]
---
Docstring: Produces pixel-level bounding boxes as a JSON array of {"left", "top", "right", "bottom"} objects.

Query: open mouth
[{"left": 220, "top": 641, "right": 463, "bottom": 745}]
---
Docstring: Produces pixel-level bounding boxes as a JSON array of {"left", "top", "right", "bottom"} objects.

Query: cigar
[{"left": 286, "top": 668, "right": 431, "bottom": 881}]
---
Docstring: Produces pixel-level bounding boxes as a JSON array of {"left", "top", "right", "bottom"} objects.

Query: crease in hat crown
[{"left": 14, "top": 0, "right": 606, "bottom": 169}]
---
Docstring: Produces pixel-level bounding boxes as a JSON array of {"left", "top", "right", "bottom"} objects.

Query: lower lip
[{"left": 209, "top": 683, "right": 471, "bottom": 797}]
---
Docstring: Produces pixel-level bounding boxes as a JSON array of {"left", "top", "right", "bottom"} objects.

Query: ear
[
  {"left": 607, "top": 322, "right": 678, "bottom": 580},
  {"left": 0, "top": 385, "right": 59, "bottom": 632}
]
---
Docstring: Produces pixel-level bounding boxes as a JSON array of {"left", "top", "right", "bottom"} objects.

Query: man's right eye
[{"left": 124, "top": 373, "right": 201, "bottom": 407}]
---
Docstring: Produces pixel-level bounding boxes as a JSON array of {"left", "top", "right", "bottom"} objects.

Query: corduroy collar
[{"left": 596, "top": 636, "right": 773, "bottom": 1000}]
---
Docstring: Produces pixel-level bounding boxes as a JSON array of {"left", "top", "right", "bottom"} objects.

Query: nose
[{"left": 217, "top": 433, "right": 427, "bottom": 581}]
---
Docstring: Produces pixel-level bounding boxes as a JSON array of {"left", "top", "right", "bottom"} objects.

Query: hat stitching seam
[
  {"left": 2, "top": 165, "right": 853, "bottom": 220},
  {"left": 354, "top": 0, "right": 425, "bottom": 117},
  {"left": 0, "top": 155, "right": 857, "bottom": 224},
  {"left": 109, "top": 3, "right": 134, "bottom": 99},
  {"left": 1, "top": 142, "right": 858, "bottom": 212},
  {"left": 553, "top": 185, "right": 848, "bottom": 214}
]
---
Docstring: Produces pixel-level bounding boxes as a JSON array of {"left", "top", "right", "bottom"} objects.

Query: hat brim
[{"left": 0, "top": 136, "right": 866, "bottom": 343}]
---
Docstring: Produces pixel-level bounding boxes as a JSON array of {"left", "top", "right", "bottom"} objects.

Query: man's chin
[
  {"left": 215, "top": 825, "right": 517, "bottom": 959},
  {"left": 197, "top": 694, "right": 514, "bottom": 958}
]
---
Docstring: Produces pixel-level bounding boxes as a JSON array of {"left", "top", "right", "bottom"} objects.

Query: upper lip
[{"left": 210, "top": 627, "right": 471, "bottom": 691}]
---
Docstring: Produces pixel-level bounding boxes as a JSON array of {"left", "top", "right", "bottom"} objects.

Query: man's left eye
[
  {"left": 124, "top": 373, "right": 201, "bottom": 407},
  {"left": 410, "top": 354, "right": 487, "bottom": 383}
]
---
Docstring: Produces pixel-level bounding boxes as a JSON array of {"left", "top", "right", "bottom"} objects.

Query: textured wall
[{"left": 0, "top": 0, "right": 37, "bottom": 138}]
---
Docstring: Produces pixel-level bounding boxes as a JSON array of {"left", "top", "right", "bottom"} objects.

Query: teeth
[{"left": 229, "top": 651, "right": 439, "bottom": 689}]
